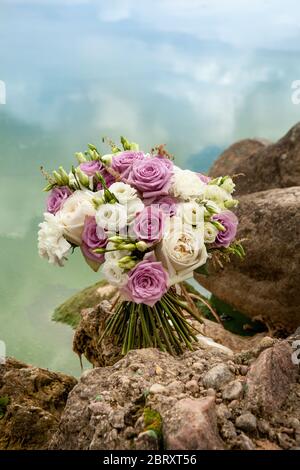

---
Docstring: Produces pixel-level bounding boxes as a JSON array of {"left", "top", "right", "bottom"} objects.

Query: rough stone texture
[
  {"left": 202, "top": 364, "right": 234, "bottom": 390},
  {"left": 163, "top": 397, "right": 224, "bottom": 450},
  {"left": 222, "top": 380, "right": 244, "bottom": 401},
  {"left": 49, "top": 335, "right": 300, "bottom": 451},
  {"left": 209, "top": 139, "right": 270, "bottom": 185},
  {"left": 209, "top": 123, "right": 300, "bottom": 195},
  {"left": 73, "top": 300, "right": 122, "bottom": 367},
  {"left": 195, "top": 186, "right": 300, "bottom": 334},
  {"left": 245, "top": 340, "right": 299, "bottom": 415},
  {"left": 0, "top": 358, "right": 77, "bottom": 450}
]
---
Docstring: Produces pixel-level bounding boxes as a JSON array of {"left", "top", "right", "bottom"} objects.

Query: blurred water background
[{"left": 1, "top": 0, "right": 300, "bottom": 375}]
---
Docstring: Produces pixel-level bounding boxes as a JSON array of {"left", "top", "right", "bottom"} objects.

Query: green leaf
[{"left": 194, "top": 263, "right": 209, "bottom": 276}]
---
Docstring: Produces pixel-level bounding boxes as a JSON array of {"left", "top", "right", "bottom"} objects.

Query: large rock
[
  {"left": 163, "top": 397, "right": 224, "bottom": 450},
  {"left": 209, "top": 123, "right": 300, "bottom": 195},
  {"left": 245, "top": 341, "right": 298, "bottom": 415},
  {"left": 0, "top": 358, "right": 76, "bottom": 450},
  {"left": 195, "top": 186, "right": 300, "bottom": 334},
  {"left": 49, "top": 340, "right": 300, "bottom": 451},
  {"left": 49, "top": 348, "right": 232, "bottom": 450}
]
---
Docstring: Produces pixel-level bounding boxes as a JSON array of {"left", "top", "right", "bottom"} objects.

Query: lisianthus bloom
[
  {"left": 81, "top": 216, "right": 107, "bottom": 264},
  {"left": 108, "top": 182, "right": 138, "bottom": 204},
  {"left": 38, "top": 212, "right": 71, "bottom": 266},
  {"left": 212, "top": 211, "right": 238, "bottom": 247},
  {"left": 134, "top": 206, "right": 165, "bottom": 243},
  {"left": 102, "top": 259, "right": 128, "bottom": 287},
  {"left": 95, "top": 203, "right": 127, "bottom": 233},
  {"left": 47, "top": 186, "right": 72, "bottom": 214},
  {"left": 121, "top": 254, "right": 168, "bottom": 306},
  {"left": 178, "top": 201, "right": 204, "bottom": 229},
  {"left": 111, "top": 151, "right": 146, "bottom": 178},
  {"left": 171, "top": 167, "right": 206, "bottom": 200},
  {"left": 128, "top": 157, "right": 173, "bottom": 198}
]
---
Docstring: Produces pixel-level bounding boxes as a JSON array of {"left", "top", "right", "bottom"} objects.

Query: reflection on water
[{"left": 1, "top": 0, "right": 300, "bottom": 375}]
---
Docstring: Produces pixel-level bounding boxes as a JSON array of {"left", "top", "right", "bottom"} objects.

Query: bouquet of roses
[{"left": 38, "top": 137, "right": 244, "bottom": 355}]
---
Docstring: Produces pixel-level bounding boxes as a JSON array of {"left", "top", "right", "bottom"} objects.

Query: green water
[{"left": 1, "top": 1, "right": 300, "bottom": 376}]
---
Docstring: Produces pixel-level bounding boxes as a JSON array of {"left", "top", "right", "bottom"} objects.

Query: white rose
[
  {"left": 104, "top": 242, "right": 130, "bottom": 262},
  {"left": 177, "top": 201, "right": 204, "bottom": 229},
  {"left": 203, "top": 184, "right": 232, "bottom": 209},
  {"left": 204, "top": 222, "right": 218, "bottom": 244},
  {"left": 109, "top": 182, "right": 137, "bottom": 204},
  {"left": 95, "top": 203, "right": 127, "bottom": 234},
  {"left": 156, "top": 217, "right": 208, "bottom": 285},
  {"left": 59, "top": 190, "right": 95, "bottom": 245},
  {"left": 171, "top": 167, "right": 206, "bottom": 200},
  {"left": 102, "top": 260, "right": 128, "bottom": 287},
  {"left": 38, "top": 212, "right": 71, "bottom": 266}
]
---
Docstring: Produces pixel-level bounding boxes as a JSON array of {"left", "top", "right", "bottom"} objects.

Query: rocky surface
[
  {"left": 50, "top": 331, "right": 300, "bottom": 450},
  {"left": 209, "top": 123, "right": 300, "bottom": 195},
  {"left": 0, "top": 358, "right": 77, "bottom": 449},
  {"left": 195, "top": 186, "right": 300, "bottom": 334},
  {"left": 197, "top": 124, "right": 300, "bottom": 333}
]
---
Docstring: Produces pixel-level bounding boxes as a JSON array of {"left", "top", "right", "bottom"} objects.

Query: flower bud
[
  {"left": 211, "top": 220, "right": 226, "bottom": 232},
  {"left": 120, "top": 243, "right": 136, "bottom": 251},
  {"left": 58, "top": 166, "right": 69, "bottom": 185},
  {"left": 75, "top": 168, "right": 89, "bottom": 187},
  {"left": 130, "top": 142, "right": 139, "bottom": 151},
  {"left": 53, "top": 171, "right": 63, "bottom": 185},
  {"left": 136, "top": 241, "right": 148, "bottom": 252},
  {"left": 101, "top": 154, "right": 113, "bottom": 165},
  {"left": 121, "top": 136, "right": 131, "bottom": 151},
  {"left": 220, "top": 177, "right": 235, "bottom": 194},
  {"left": 118, "top": 256, "right": 136, "bottom": 270},
  {"left": 224, "top": 199, "right": 239, "bottom": 209},
  {"left": 75, "top": 152, "right": 87, "bottom": 163},
  {"left": 108, "top": 235, "right": 125, "bottom": 244},
  {"left": 92, "top": 197, "right": 104, "bottom": 209}
]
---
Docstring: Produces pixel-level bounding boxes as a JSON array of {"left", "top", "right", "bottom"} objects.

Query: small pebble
[{"left": 235, "top": 412, "right": 257, "bottom": 433}]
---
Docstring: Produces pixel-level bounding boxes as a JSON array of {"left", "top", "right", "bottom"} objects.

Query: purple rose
[
  {"left": 144, "top": 195, "right": 177, "bottom": 217},
  {"left": 80, "top": 160, "right": 103, "bottom": 177},
  {"left": 111, "top": 151, "right": 146, "bottom": 178},
  {"left": 128, "top": 157, "right": 173, "bottom": 198},
  {"left": 81, "top": 216, "right": 107, "bottom": 262},
  {"left": 198, "top": 173, "right": 211, "bottom": 184},
  {"left": 212, "top": 211, "right": 238, "bottom": 247},
  {"left": 134, "top": 206, "right": 165, "bottom": 243},
  {"left": 122, "top": 256, "right": 169, "bottom": 306},
  {"left": 47, "top": 186, "right": 72, "bottom": 214},
  {"left": 96, "top": 169, "right": 115, "bottom": 190}
]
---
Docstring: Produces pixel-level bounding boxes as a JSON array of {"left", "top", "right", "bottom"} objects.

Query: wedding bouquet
[{"left": 38, "top": 137, "right": 244, "bottom": 355}]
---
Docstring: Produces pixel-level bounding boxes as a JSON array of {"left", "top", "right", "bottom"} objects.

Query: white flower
[
  {"left": 38, "top": 213, "right": 71, "bottom": 266},
  {"left": 126, "top": 197, "right": 144, "bottom": 222},
  {"left": 204, "top": 222, "right": 218, "bottom": 244},
  {"left": 171, "top": 167, "right": 206, "bottom": 200},
  {"left": 203, "top": 184, "right": 232, "bottom": 209},
  {"left": 59, "top": 190, "right": 95, "bottom": 245},
  {"left": 102, "top": 259, "right": 128, "bottom": 287},
  {"left": 177, "top": 201, "right": 204, "bottom": 229},
  {"left": 95, "top": 203, "right": 127, "bottom": 233},
  {"left": 104, "top": 242, "right": 130, "bottom": 262},
  {"left": 109, "top": 182, "right": 137, "bottom": 204},
  {"left": 156, "top": 217, "right": 208, "bottom": 285}
]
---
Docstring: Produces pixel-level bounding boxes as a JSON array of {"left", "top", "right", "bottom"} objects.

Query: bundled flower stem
[{"left": 99, "top": 286, "right": 202, "bottom": 356}]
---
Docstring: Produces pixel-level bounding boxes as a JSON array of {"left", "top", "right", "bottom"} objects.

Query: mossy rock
[
  {"left": 143, "top": 407, "right": 163, "bottom": 441},
  {"left": 0, "top": 396, "right": 9, "bottom": 419},
  {"left": 52, "top": 280, "right": 117, "bottom": 329}
]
